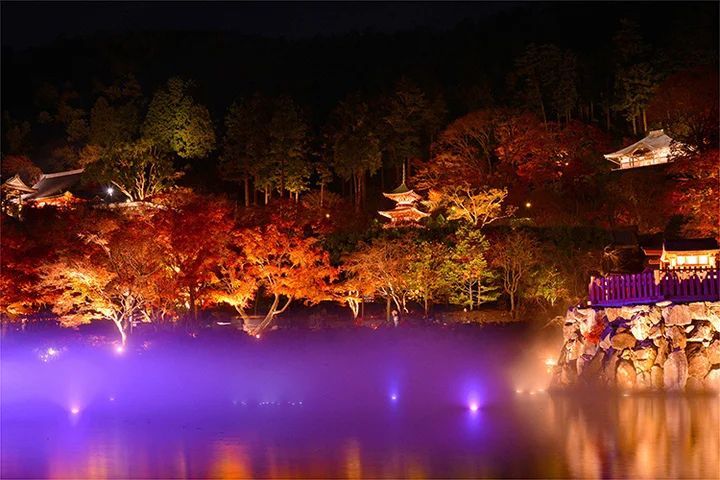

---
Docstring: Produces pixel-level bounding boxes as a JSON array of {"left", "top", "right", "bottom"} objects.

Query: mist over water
[{"left": 2, "top": 325, "right": 718, "bottom": 478}]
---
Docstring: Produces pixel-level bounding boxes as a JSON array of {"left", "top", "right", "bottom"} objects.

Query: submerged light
[
  {"left": 70, "top": 407, "right": 80, "bottom": 415},
  {"left": 390, "top": 394, "right": 398, "bottom": 401},
  {"left": 469, "top": 402, "right": 479, "bottom": 412},
  {"left": 115, "top": 345, "right": 124, "bottom": 354}
]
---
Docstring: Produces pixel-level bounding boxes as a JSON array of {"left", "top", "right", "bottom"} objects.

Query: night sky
[{"left": 2, "top": 1, "right": 517, "bottom": 48}]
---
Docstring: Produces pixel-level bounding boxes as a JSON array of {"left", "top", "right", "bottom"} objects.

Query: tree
[
  {"left": 268, "top": 96, "right": 311, "bottom": 200},
  {"left": 415, "top": 108, "right": 504, "bottom": 190},
  {"left": 382, "top": 79, "right": 446, "bottom": 181},
  {"left": 207, "top": 229, "right": 258, "bottom": 321},
  {"left": 0, "top": 214, "right": 40, "bottom": 323},
  {"left": 646, "top": 66, "right": 719, "bottom": 151},
  {"left": 447, "top": 226, "right": 498, "bottom": 311},
  {"left": 39, "top": 210, "right": 166, "bottom": 344},
  {"left": 512, "top": 44, "right": 578, "bottom": 124},
  {"left": 80, "top": 139, "right": 180, "bottom": 201},
  {"left": 666, "top": 149, "right": 720, "bottom": 238},
  {"left": 323, "top": 93, "right": 382, "bottom": 211},
  {"left": 489, "top": 230, "right": 540, "bottom": 318},
  {"left": 2, "top": 114, "right": 32, "bottom": 155},
  {"left": 424, "top": 186, "right": 515, "bottom": 228},
  {"left": 154, "top": 192, "right": 236, "bottom": 324},
  {"left": 406, "top": 240, "right": 454, "bottom": 316},
  {"left": 611, "top": 19, "right": 660, "bottom": 134},
  {"left": 219, "top": 95, "right": 271, "bottom": 206},
  {"left": 0, "top": 155, "right": 42, "bottom": 185},
  {"left": 342, "top": 237, "right": 412, "bottom": 323},
  {"left": 143, "top": 77, "right": 216, "bottom": 159},
  {"left": 239, "top": 219, "right": 336, "bottom": 334}
]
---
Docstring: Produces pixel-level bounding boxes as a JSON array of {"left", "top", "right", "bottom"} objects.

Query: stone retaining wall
[{"left": 551, "top": 301, "right": 720, "bottom": 391}]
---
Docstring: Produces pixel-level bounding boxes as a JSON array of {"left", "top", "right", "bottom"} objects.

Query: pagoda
[{"left": 378, "top": 166, "right": 429, "bottom": 228}]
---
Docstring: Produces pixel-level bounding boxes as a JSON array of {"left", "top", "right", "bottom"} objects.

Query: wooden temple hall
[
  {"left": 1, "top": 169, "right": 84, "bottom": 215},
  {"left": 589, "top": 236, "right": 720, "bottom": 307},
  {"left": 604, "top": 129, "right": 681, "bottom": 170}
]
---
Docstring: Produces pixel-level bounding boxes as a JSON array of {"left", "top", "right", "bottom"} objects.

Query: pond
[{"left": 2, "top": 326, "right": 718, "bottom": 478}]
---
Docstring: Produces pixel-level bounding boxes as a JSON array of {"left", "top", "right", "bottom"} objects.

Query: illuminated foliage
[
  {"left": 154, "top": 192, "right": 236, "bottom": 323},
  {"left": 239, "top": 218, "right": 337, "bottom": 334},
  {"left": 343, "top": 237, "right": 413, "bottom": 322},
  {"left": 424, "top": 186, "right": 515, "bottom": 228},
  {"left": 489, "top": 230, "right": 541, "bottom": 318},
  {"left": 143, "top": 77, "right": 216, "bottom": 159},
  {"left": 667, "top": 149, "right": 720, "bottom": 238},
  {"left": 39, "top": 210, "right": 166, "bottom": 344},
  {"left": 81, "top": 139, "right": 180, "bottom": 201}
]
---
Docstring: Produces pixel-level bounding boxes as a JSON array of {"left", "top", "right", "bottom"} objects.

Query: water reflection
[
  {"left": 550, "top": 395, "right": 719, "bottom": 480},
  {"left": 2, "top": 395, "right": 717, "bottom": 479}
]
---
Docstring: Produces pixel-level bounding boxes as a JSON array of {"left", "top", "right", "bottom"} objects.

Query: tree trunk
[
  {"left": 320, "top": 182, "right": 325, "bottom": 207},
  {"left": 189, "top": 287, "right": 198, "bottom": 325},
  {"left": 386, "top": 296, "right": 391, "bottom": 323},
  {"left": 509, "top": 291, "right": 516, "bottom": 319},
  {"left": 113, "top": 316, "right": 127, "bottom": 346},
  {"left": 424, "top": 297, "right": 429, "bottom": 317},
  {"left": 468, "top": 283, "right": 474, "bottom": 311},
  {"left": 244, "top": 175, "right": 250, "bottom": 207},
  {"left": 631, "top": 115, "right": 637, "bottom": 135},
  {"left": 642, "top": 108, "right": 647, "bottom": 133}
]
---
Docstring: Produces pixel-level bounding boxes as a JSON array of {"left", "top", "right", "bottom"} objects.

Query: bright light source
[
  {"left": 255, "top": 334, "right": 261, "bottom": 339},
  {"left": 106, "top": 186, "right": 114, "bottom": 195},
  {"left": 70, "top": 407, "right": 80, "bottom": 415},
  {"left": 390, "top": 394, "right": 398, "bottom": 401},
  {"left": 469, "top": 402, "right": 479, "bottom": 412},
  {"left": 525, "top": 201, "right": 532, "bottom": 208},
  {"left": 115, "top": 345, "right": 124, "bottom": 354},
  {"left": 47, "top": 347, "right": 58, "bottom": 356},
  {"left": 515, "top": 389, "right": 523, "bottom": 394},
  {"left": 325, "top": 213, "right": 331, "bottom": 219},
  {"left": 545, "top": 358, "right": 557, "bottom": 367}
]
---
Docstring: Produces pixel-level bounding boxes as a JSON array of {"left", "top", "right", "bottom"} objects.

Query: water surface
[{"left": 2, "top": 327, "right": 718, "bottom": 478}]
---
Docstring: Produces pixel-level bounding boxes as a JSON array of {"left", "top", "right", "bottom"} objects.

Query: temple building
[
  {"left": 1, "top": 175, "right": 37, "bottom": 216},
  {"left": 378, "top": 169, "right": 428, "bottom": 228},
  {"left": 1, "top": 168, "right": 84, "bottom": 216},
  {"left": 658, "top": 238, "right": 719, "bottom": 270},
  {"left": 604, "top": 129, "right": 680, "bottom": 170}
]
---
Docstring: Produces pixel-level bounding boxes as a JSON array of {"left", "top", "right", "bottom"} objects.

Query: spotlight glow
[
  {"left": 469, "top": 402, "right": 479, "bottom": 412},
  {"left": 106, "top": 186, "right": 114, "bottom": 195},
  {"left": 115, "top": 345, "right": 124, "bottom": 354},
  {"left": 255, "top": 334, "right": 261, "bottom": 339},
  {"left": 70, "top": 407, "right": 80, "bottom": 415},
  {"left": 390, "top": 394, "right": 398, "bottom": 401}
]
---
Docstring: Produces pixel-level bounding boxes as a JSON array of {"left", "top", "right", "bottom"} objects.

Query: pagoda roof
[
  {"left": 2, "top": 174, "right": 37, "bottom": 193},
  {"left": 22, "top": 168, "right": 84, "bottom": 201},
  {"left": 390, "top": 182, "right": 412, "bottom": 194},
  {"left": 378, "top": 206, "right": 430, "bottom": 219},
  {"left": 383, "top": 183, "right": 422, "bottom": 201}
]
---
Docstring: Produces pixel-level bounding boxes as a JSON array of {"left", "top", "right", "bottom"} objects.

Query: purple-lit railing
[{"left": 588, "top": 268, "right": 720, "bottom": 306}]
